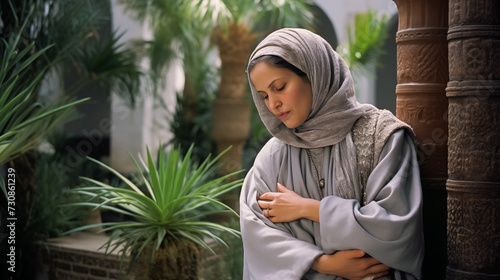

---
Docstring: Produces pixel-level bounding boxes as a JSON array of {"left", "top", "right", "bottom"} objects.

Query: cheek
[
  {"left": 295, "top": 88, "right": 311, "bottom": 106},
  {"left": 302, "top": 85, "right": 313, "bottom": 107},
  {"left": 264, "top": 99, "right": 271, "bottom": 109}
]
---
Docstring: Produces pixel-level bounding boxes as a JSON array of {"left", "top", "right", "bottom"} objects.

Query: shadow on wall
[{"left": 375, "top": 14, "right": 398, "bottom": 113}]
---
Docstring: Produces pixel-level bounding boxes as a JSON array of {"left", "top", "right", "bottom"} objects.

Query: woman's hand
[
  {"left": 258, "top": 183, "right": 320, "bottom": 223},
  {"left": 311, "top": 250, "right": 391, "bottom": 280}
]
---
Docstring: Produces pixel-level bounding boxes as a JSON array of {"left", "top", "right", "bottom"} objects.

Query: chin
[{"left": 283, "top": 122, "right": 299, "bottom": 129}]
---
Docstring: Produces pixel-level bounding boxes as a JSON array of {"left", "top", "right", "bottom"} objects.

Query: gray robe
[{"left": 240, "top": 129, "right": 424, "bottom": 280}]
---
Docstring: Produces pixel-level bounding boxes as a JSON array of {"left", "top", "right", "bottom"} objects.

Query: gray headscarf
[{"left": 247, "top": 28, "right": 376, "bottom": 148}]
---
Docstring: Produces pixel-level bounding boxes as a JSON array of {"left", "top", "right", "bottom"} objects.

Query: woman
[{"left": 239, "top": 28, "right": 424, "bottom": 280}]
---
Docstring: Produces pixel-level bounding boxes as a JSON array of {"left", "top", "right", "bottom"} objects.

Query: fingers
[
  {"left": 262, "top": 208, "right": 270, "bottom": 217},
  {"left": 363, "top": 258, "right": 391, "bottom": 279},
  {"left": 259, "top": 192, "right": 276, "bottom": 201},
  {"left": 362, "top": 256, "right": 389, "bottom": 269},
  {"left": 277, "top": 182, "right": 289, "bottom": 192},
  {"left": 340, "top": 249, "right": 366, "bottom": 259},
  {"left": 368, "top": 262, "right": 390, "bottom": 273},
  {"left": 262, "top": 207, "right": 274, "bottom": 219},
  {"left": 365, "top": 265, "right": 391, "bottom": 279},
  {"left": 259, "top": 183, "right": 288, "bottom": 200},
  {"left": 257, "top": 199, "right": 272, "bottom": 209}
]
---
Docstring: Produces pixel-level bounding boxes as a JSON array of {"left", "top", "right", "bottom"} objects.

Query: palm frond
[
  {"left": 73, "top": 31, "right": 143, "bottom": 107},
  {"left": 252, "top": 0, "right": 315, "bottom": 31},
  {"left": 337, "top": 9, "right": 390, "bottom": 76}
]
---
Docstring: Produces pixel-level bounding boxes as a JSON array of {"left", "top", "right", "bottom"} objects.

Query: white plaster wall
[
  {"left": 107, "top": 0, "right": 398, "bottom": 172},
  {"left": 313, "top": 0, "right": 398, "bottom": 105},
  {"left": 110, "top": 0, "right": 182, "bottom": 172},
  {"left": 314, "top": 0, "right": 397, "bottom": 42}
]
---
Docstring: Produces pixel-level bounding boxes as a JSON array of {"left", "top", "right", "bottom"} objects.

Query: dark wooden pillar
[
  {"left": 446, "top": 1, "right": 500, "bottom": 279},
  {"left": 393, "top": 0, "right": 449, "bottom": 278}
]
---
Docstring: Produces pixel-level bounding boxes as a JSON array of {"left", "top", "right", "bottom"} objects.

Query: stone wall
[
  {"left": 36, "top": 232, "right": 131, "bottom": 280},
  {"left": 38, "top": 246, "right": 130, "bottom": 280},
  {"left": 35, "top": 232, "right": 234, "bottom": 280}
]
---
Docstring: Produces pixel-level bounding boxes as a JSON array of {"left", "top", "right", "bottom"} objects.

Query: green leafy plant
[
  {"left": 0, "top": 22, "right": 87, "bottom": 165},
  {"left": 65, "top": 144, "right": 244, "bottom": 276},
  {"left": 167, "top": 89, "right": 217, "bottom": 163},
  {"left": 0, "top": 6, "right": 92, "bottom": 279},
  {"left": 72, "top": 30, "right": 143, "bottom": 107},
  {"left": 0, "top": 0, "right": 141, "bottom": 194},
  {"left": 337, "top": 9, "right": 390, "bottom": 76},
  {"left": 1, "top": 2, "right": 145, "bottom": 279},
  {"left": 0, "top": 8, "right": 88, "bottom": 201},
  {"left": 199, "top": 218, "right": 244, "bottom": 280},
  {"left": 28, "top": 131, "right": 110, "bottom": 240},
  {"left": 28, "top": 151, "right": 90, "bottom": 240},
  {"left": 118, "top": 0, "right": 315, "bottom": 166}
]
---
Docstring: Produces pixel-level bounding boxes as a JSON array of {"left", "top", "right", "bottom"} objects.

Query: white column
[{"left": 109, "top": 0, "right": 182, "bottom": 173}]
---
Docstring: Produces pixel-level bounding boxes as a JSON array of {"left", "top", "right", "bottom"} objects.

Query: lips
[{"left": 276, "top": 111, "right": 289, "bottom": 120}]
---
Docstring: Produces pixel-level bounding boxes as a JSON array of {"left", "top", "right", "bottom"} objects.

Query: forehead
[{"left": 249, "top": 62, "right": 292, "bottom": 86}]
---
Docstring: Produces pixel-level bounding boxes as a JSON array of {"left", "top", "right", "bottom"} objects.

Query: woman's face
[{"left": 250, "top": 62, "right": 312, "bottom": 129}]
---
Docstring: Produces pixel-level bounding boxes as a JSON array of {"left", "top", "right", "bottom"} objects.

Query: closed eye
[
  {"left": 257, "top": 90, "right": 268, "bottom": 99},
  {"left": 276, "top": 84, "right": 285, "bottom": 91}
]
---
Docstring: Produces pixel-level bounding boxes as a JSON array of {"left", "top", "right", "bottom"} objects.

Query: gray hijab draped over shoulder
[
  {"left": 248, "top": 28, "right": 376, "bottom": 148},
  {"left": 241, "top": 28, "right": 424, "bottom": 280}
]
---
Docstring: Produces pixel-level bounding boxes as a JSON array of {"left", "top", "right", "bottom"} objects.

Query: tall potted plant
[
  {"left": 117, "top": 0, "right": 316, "bottom": 176},
  {"left": 118, "top": 0, "right": 219, "bottom": 162},
  {"left": 65, "top": 144, "right": 243, "bottom": 280},
  {"left": 203, "top": 0, "right": 315, "bottom": 176}
]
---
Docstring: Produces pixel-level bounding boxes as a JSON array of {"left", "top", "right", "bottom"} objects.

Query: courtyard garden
[{"left": 0, "top": 0, "right": 389, "bottom": 279}]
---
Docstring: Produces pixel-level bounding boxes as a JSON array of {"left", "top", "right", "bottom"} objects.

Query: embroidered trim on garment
[{"left": 352, "top": 109, "right": 415, "bottom": 206}]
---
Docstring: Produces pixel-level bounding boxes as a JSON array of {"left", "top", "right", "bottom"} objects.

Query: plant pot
[
  {"left": 133, "top": 239, "right": 201, "bottom": 280},
  {"left": 83, "top": 209, "right": 102, "bottom": 232}
]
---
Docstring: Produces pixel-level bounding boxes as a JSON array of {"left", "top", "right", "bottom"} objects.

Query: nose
[{"left": 267, "top": 94, "right": 281, "bottom": 110}]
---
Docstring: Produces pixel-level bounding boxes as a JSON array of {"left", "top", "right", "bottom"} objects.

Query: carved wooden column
[
  {"left": 446, "top": 1, "right": 500, "bottom": 279},
  {"left": 393, "top": 0, "right": 449, "bottom": 278}
]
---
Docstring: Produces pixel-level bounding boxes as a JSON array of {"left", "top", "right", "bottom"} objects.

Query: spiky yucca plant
[
  {"left": 0, "top": 10, "right": 88, "bottom": 199},
  {"left": 65, "top": 145, "right": 243, "bottom": 279}
]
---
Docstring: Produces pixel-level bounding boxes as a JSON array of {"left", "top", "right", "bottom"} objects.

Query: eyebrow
[
  {"left": 267, "top": 79, "right": 280, "bottom": 89},
  {"left": 257, "top": 78, "right": 280, "bottom": 93}
]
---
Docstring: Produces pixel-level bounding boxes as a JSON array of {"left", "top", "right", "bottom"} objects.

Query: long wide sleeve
[
  {"left": 240, "top": 139, "right": 325, "bottom": 280},
  {"left": 240, "top": 130, "right": 424, "bottom": 280},
  {"left": 319, "top": 130, "right": 424, "bottom": 279}
]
